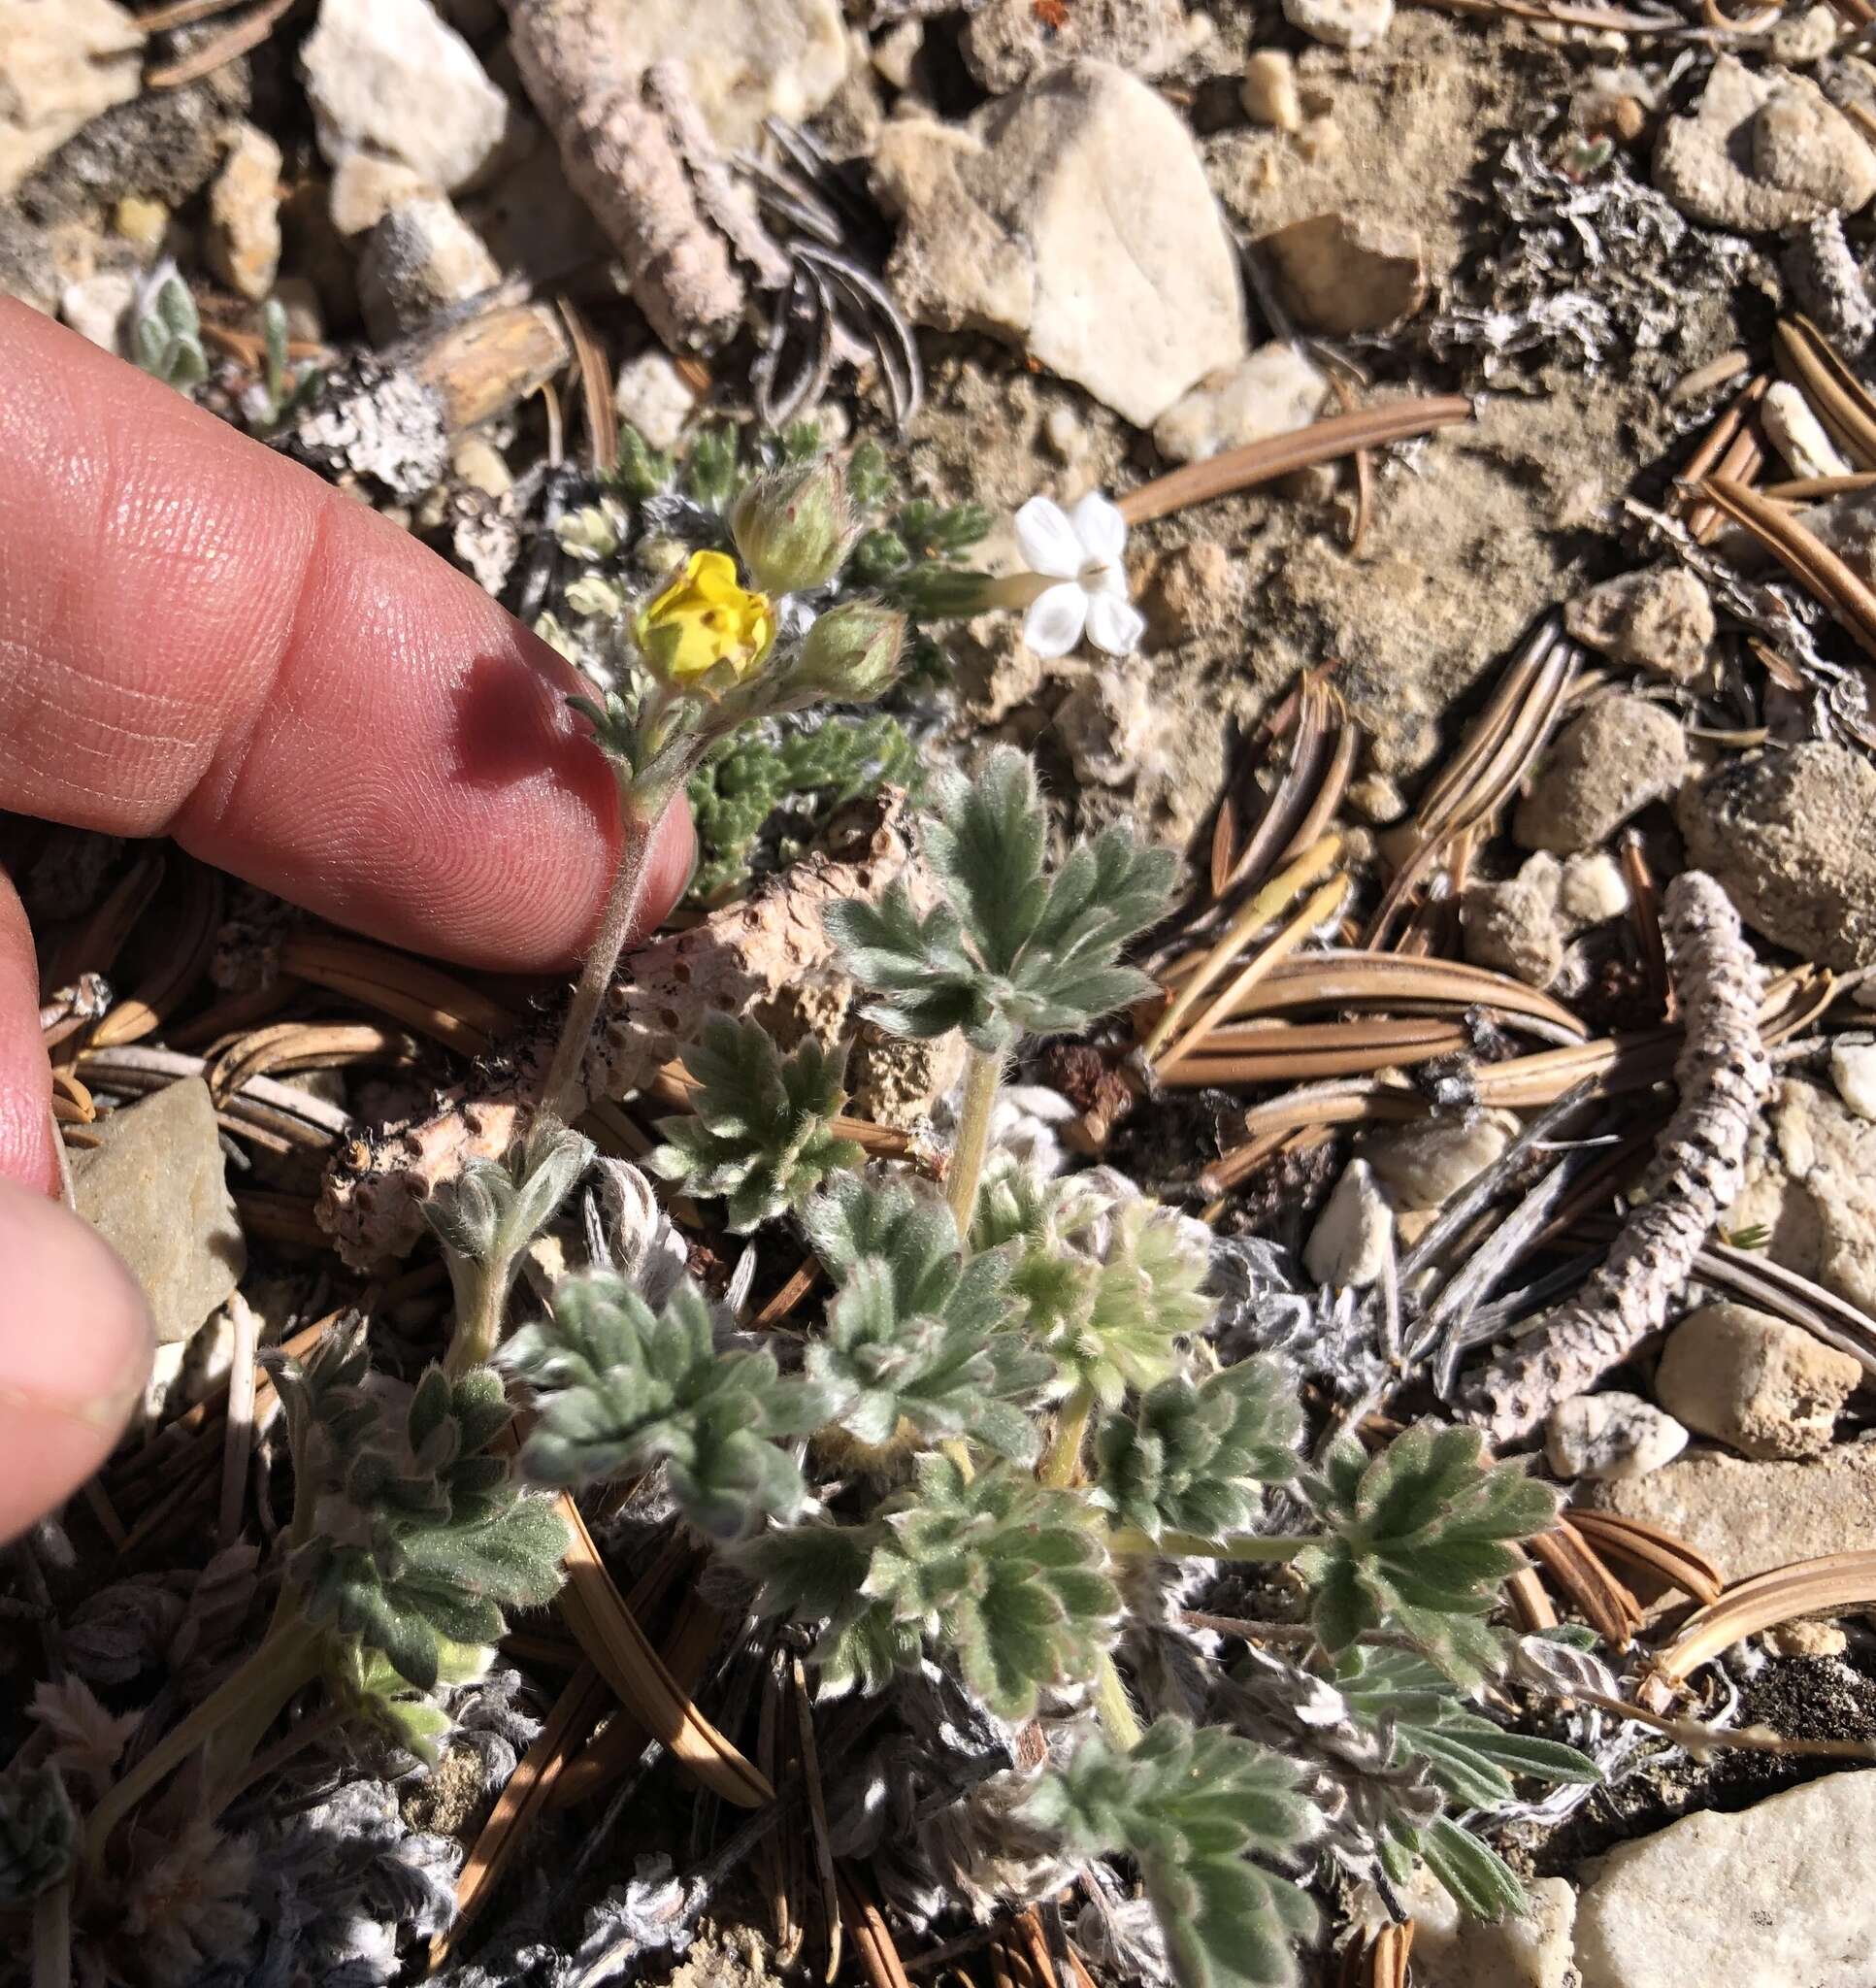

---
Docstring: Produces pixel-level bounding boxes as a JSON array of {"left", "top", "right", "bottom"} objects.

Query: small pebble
[
  {"left": 451, "top": 435, "right": 511, "bottom": 498},
  {"left": 1302, "top": 1159, "right": 1393, "bottom": 1288},
  {"left": 1043, "top": 405, "right": 1085, "bottom": 459},
  {"left": 1830, "top": 1040, "right": 1876, "bottom": 1120},
  {"left": 1240, "top": 50, "right": 1301, "bottom": 133},
  {"left": 1546, "top": 1391, "right": 1689, "bottom": 1481},
  {"left": 113, "top": 193, "right": 169, "bottom": 257}
]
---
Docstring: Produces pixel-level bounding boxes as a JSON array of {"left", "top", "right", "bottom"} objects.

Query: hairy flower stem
[
  {"left": 1094, "top": 1651, "right": 1143, "bottom": 1751},
  {"left": 1039, "top": 1383, "right": 1095, "bottom": 1488},
  {"left": 32, "top": 1878, "right": 69, "bottom": 1988},
  {"left": 946, "top": 1046, "right": 1003, "bottom": 1233},
  {"left": 82, "top": 1614, "right": 323, "bottom": 1869},
  {"left": 1106, "top": 1528, "right": 1316, "bottom": 1564},
  {"left": 540, "top": 759, "right": 691, "bottom": 1137},
  {"left": 444, "top": 1247, "right": 520, "bottom": 1377},
  {"left": 538, "top": 780, "right": 671, "bottom": 1133}
]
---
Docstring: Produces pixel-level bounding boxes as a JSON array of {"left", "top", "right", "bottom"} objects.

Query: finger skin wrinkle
[{"left": 0, "top": 300, "right": 665, "bottom": 972}]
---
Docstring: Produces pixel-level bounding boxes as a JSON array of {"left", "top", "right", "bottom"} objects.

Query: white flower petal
[
  {"left": 1086, "top": 592, "right": 1146, "bottom": 657},
  {"left": 1014, "top": 497, "right": 1083, "bottom": 580},
  {"left": 1024, "top": 581, "right": 1091, "bottom": 659},
  {"left": 1084, "top": 557, "right": 1131, "bottom": 597},
  {"left": 1070, "top": 489, "right": 1128, "bottom": 565}
]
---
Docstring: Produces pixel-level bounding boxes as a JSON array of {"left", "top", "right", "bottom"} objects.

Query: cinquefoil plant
[
  {"left": 477, "top": 747, "right": 1586, "bottom": 1986},
  {"left": 74, "top": 746, "right": 1590, "bottom": 1988}
]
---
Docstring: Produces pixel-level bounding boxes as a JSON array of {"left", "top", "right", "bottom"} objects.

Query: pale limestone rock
[
  {"left": 1303, "top": 1159, "right": 1393, "bottom": 1288},
  {"left": 1830, "top": 1040, "right": 1876, "bottom": 1121},
  {"left": 1514, "top": 695, "right": 1688, "bottom": 854},
  {"left": 872, "top": 64, "right": 1246, "bottom": 427},
  {"left": 113, "top": 194, "right": 169, "bottom": 258},
  {"left": 1462, "top": 854, "right": 1565, "bottom": 988},
  {"left": 872, "top": 20, "right": 924, "bottom": 91},
  {"left": 451, "top": 436, "right": 510, "bottom": 498},
  {"left": 613, "top": 348, "right": 696, "bottom": 450},
  {"left": 1574, "top": 1773, "right": 1876, "bottom": 1988},
  {"left": 1349, "top": 773, "right": 1408, "bottom": 824},
  {"left": 963, "top": 0, "right": 1188, "bottom": 91},
  {"left": 72, "top": 1079, "right": 245, "bottom": 1346},
  {"left": 1656, "top": 1302, "right": 1861, "bottom": 1460},
  {"left": 1241, "top": 51, "right": 1302, "bottom": 132},
  {"left": 206, "top": 123, "right": 283, "bottom": 303},
  {"left": 1284, "top": 0, "right": 1394, "bottom": 49},
  {"left": 1546, "top": 1391, "right": 1689, "bottom": 1482},
  {"left": 1676, "top": 743, "right": 1876, "bottom": 971},
  {"left": 1260, "top": 211, "right": 1426, "bottom": 334},
  {"left": 1558, "top": 852, "right": 1629, "bottom": 929},
  {"left": 58, "top": 269, "right": 137, "bottom": 351},
  {"left": 357, "top": 195, "right": 500, "bottom": 343},
  {"left": 1653, "top": 55, "right": 1876, "bottom": 231},
  {"left": 461, "top": 138, "right": 609, "bottom": 284},
  {"left": 1769, "top": 2, "right": 1837, "bottom": 62},
  {"left": 1140, "top": 537, "right": 1241, "bottom": 647},
  {"left": 0, "top": 0, "right": 144, "bottom": 202},
  {"left": 1151, "top": 344, "right": 1329, "bottom": 466},
  {"left": 329, "top": 154, "right": 439, "bottom": 238},
  {"left": 1564, "top": 566, "right": 1715, "bottom": 684},
  {"left": 1721, "top": 1078, "right": 1876, "bottom": 1318},
  {"left": 1762, "top": 380, "right": 1852, "bottom": 480},
  {"left": 1055, "top": 659, "right": 1157, "bottom": 788},
  {"left": 1400, "top": 1863, "right": 1576, "bottom": 1988},
  {"left": 1588, "top": 1437, "right": 1876, "bottom": 1580},
  {"left": 1362, "top": 1109, "right": 1520, "bottom": 1211},
  {"left": 848, "top": 1032, "right": 967, "bottom": 1134},
  {"left": 302, "top": 0, "right": 515, "bottom": 193},
  {"left": 1765, "top": 1616, "right": 1847, "bottom": 1656}
]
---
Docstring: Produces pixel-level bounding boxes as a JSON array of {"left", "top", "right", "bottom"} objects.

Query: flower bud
[
  {"left": 795, "top": 600, "right": 907, "bottom": 703},
  {"left": 564, "top": 573, "right": 626, "bottom": 619},
  {"left": 557, "top": 502, "right": 624, "bottom": 560},
  {"left": 730, "top": 458, "right": 857, "bottom": 595}
]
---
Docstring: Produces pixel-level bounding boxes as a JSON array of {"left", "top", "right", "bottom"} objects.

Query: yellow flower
[{"left": 633, "top": 549, "right": 775, "bottom": 688}]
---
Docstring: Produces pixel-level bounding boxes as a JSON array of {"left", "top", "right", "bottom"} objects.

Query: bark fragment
[
  {"left": 505, "top": 0, "right": 745, "bottom": 350},
  {"left": 1463, "top": 871, "right": 1771, "bottom": 1442}
]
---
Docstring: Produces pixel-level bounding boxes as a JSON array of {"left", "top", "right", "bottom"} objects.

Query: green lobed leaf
[
  {"left": 825, "top": 746, "right": 1174, "bottom": 1055},
  {"left": 1092, "top": 1357, "right": 1302, "bottom": 1541},
  {"left": 978, "top": 1162, "right": 1212, "bottom": 1410},
  {"left": 0, "top": 1767, "right": 75, "bottom": 1906},
  {"left": 800, "top": 1176, "right": 1054, "bottom": 1460},
  {"left": 509, "top": 1273, "right": 826, "bottom": 1536},
  {"left": 1022, "top": 1718, "right": 1319, "bottom": 1988},
  {"left": 649, "top": 1013, "right": 862, "bottom": 1231},
  {"left": 747, "top": 1454, "right": 1118, "bottom": 1718},
  {"left": 1335, "top": 1644, "right": 1600, "bottom": 1811},
  {"left": 281, "top": 1355, "right": 569, "bottom": 1692},
  {"left": 1297, "top": 1426, "right": 1559, "bottom": 1690}
]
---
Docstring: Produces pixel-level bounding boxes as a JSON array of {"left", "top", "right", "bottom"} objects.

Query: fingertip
[
  {"left": 0, "top": 1175, "right": 153, "bottom": 1544},
  {"left": 0, "top": 877, "right": 57, "bottom": 1198},
  {"left": 635, "top": 794, "right": 697, "bottom": 942}
]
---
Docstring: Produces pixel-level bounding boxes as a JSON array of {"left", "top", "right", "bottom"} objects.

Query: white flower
[{"left": 1011, "top": 491, "right": 1146, "bottom": 660}]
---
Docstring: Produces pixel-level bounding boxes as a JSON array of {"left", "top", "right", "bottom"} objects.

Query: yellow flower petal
[{"left": 634, "top": 549, "right": 775, "bottom": 689}]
